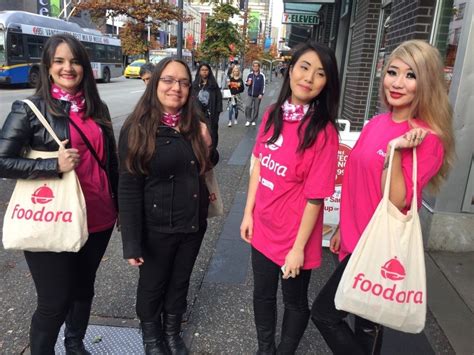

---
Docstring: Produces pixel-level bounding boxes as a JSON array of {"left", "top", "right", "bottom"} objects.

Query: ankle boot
[
  {"left": 311, "top": 315, "right": 365, "bottom": 355},
  {"left": 163, "top": 313, "right": 189, "bottom": 355},
  {"left": 29, "top": 323, "right": 57, "bottom": 355},
  {"left": 141, "top": 321, "right": 170, "bottom": 355},
  {"left": 354, "top": 317, "right": 384, "bottom": 355},
  {"left": 64, "top": 300, "right": 92, "bottom": 355}
]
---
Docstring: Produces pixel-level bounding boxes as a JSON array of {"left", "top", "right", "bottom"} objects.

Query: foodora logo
[
  {"left": 351, "top": 257, "right": 423, "bottom": 304},
  {"left": 10, "top": 184, "right": 73, "bottom": 223}
]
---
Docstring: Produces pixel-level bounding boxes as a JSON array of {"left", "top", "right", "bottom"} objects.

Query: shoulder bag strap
[
  {"left": 68, "top": 118, "right": 106, "bottom": 171},
  {"left": 22, "top": 99, "right": 63, "bottom": 147}
]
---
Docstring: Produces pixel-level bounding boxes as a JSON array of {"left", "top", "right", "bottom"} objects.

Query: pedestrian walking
[
  {"left": 240, "top": 41, "right": 340, "bottom": 354},
  {"left": 227, "top": 66, "right": 245, "bottom": 127},
  {"left": 311, "top": 40, "right": 455, "bottom": 355},
  {"left": 139, "top": 62, "right": 155, "bottom": 85},
  {"left": 192, "top": 63, "right": 223, "bottom": 148},
  {"left": 0, "top": 33, "right": 118, "bottom": 355},
  {"left": 118, "top": 57, "right": 218, "bottom": 355},
  {"left": 245, "top": 60, "right": 265, "bottom": 126}
]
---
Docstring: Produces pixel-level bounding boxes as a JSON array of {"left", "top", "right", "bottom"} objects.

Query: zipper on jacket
[{"left": 168, "top": 175, "right": 175, "bottom": 227}]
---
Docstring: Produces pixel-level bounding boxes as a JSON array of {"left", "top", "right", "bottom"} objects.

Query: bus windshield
[{"left": 0, "top": 31, "right": 5, "bottom": 64}]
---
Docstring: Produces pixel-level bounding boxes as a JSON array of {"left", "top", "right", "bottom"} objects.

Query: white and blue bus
[{"left": 0, "top": 11, "right": 123, "bottom": 86}]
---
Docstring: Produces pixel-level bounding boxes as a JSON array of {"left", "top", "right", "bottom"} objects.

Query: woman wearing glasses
[{"left": 118, "top": 58, "right": 217, "bottom": 355}]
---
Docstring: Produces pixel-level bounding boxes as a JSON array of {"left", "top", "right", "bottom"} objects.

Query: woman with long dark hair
[
  {"left": 119, "top": 57, "right": 217, "bottom": 355},
  {"left": 0, "top": 34, "right": 118, "bottom": 354},
  {"left": 240, "top": 41, "right": 340, "bottom": 354},
  {"left": 192, "top": 63, "right": 223, "bottom": 148},
  {"left": 311, "top": 40, "right": 455, "bottom": 355}
]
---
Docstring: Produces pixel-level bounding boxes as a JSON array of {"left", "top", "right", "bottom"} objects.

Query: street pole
[
  {"left": 242, "top": 0, "right": 249, "bottom": 68},
  {"left": 177, "top": 0, "right": 183, "bottom": 59}
]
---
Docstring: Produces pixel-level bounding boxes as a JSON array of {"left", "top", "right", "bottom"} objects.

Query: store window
[{"left": 433, "top": 0, "right": 466, "bottom": 90}]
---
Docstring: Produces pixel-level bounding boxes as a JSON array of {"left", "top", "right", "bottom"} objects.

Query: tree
[
  {"left": 199, "top": 2, "right": 243, "bottom": 75},
  {"left": 75, "top": 0, "right": 187, "bottom": 57}
]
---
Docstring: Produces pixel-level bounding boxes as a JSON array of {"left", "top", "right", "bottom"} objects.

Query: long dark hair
[
  {"left": 35, "top": 34, "right": 109, "bottom": 123},
  {"left": 192, "top": 63, "right": 219, "bottom": 89},
  {"left": 265, "top": 41, "right": 340, "bottom": 151},
  {"left": 122, "top": 58, "right": 208, "bottom": 175}
]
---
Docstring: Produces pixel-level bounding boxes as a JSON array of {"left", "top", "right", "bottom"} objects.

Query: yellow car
[{"left": 124, "top": 59, "right": 146, "bottom": 78}]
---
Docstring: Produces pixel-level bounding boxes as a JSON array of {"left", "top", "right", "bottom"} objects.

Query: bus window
[
  {"left": 0, "top": 31, "right": 5, "bottom": 64},
  {"left": 84, "top": 43, "right": 94, "bottom": 61},
  {"left": 9, "top": 33, "right": 24, "bottom": 59},
  {"left": 96, "top": 44, "right": 106, "bottom": 61},
  {"left": 26, "top": 35, "right": 45, "bottom": 59},
  {"left": 106, "top": 45, "right": 118, "bottom": 61}
]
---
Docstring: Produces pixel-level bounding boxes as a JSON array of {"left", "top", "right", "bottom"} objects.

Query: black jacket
[
  {"left": 0, "top": 96, "right": 119, "bottom": 200},
  {"left": 191, "top": 82, "right": 223, "bottom": 122},
  {"left": 118, "top": 125, "right": 210, "bottom": 259},
  {"left": 228, "top": 77, "right": 245, "bottom": 96}
]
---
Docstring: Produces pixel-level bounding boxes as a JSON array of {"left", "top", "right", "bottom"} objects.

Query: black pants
[
  {"left": 311, "top": 255, "right": 384, "bottom": 355},
  {"left": 252, "top": 247, "right": 311, "bottom": 353},
  {"left": 24, "top": 228, "right": 112, "bottom": 337},
  {"left": 136, "top": 227, "right": 206, "bottom": 321}
]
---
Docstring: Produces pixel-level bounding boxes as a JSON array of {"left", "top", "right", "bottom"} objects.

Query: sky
[{"left": 272, "top": 0, "right": 284, "bottom": 29}]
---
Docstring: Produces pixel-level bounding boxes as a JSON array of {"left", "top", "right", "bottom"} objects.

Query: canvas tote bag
[
  {"left": 334, "top": 145, "right": 426, "bottom": 333},
  {"left": 2, "top": 99, "right": 88, "bottom": 252},
  {"left": 205, "top": 169, "right": 224, "bottom": 218}
]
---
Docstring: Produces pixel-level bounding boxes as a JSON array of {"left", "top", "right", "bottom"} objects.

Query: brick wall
[
  {"left": 340, "top": 0, "right": 381, "bottom": 130},
  {"left": 385, "top": 0, "right": 435, "bottom": 53}
]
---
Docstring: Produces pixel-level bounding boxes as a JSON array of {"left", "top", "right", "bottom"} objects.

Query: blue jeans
[{"left": 229, "top": 104, "right": 239, "bottom": 121}]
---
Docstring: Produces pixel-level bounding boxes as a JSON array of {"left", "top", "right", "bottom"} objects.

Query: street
[{"left": 0, "top": 77, "right": 458, "bottom": 354}]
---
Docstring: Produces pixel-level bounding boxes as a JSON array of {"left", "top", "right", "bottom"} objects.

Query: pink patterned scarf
[
  {"left": 281, "top": 99, "right": 310, "bottom": 122},
  {"left": 161, "top": 112, "right": 181, "bottom": 127},
  {"left": 51, "top": 84, "right": 86, "bottom": 113}
]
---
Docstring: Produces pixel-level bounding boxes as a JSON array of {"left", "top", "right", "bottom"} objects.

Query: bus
[
  {"left": 0, "top": 11, "right": 123, "bottom": 86},
  {"left": 149, "top": 48, "right": 193, "bottom": 69}
]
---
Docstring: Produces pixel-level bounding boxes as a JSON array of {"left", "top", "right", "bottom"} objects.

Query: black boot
[
  {"left": 311, "top": 315, "right": 365, "bottom": 355},
  {"left": 29, "top": 323, "right": 57, "bottom": 355},
  {"left": 163, "top": 313, "right": 189, "bottom": 355},
  {"left": 64, "top": 300, "right": 92, "bottom": 355},
  {"left": 354, "top": 317, "right": 384, "bottom": 355},
  {"left": 276, "top": 309, "right": 309, "bottom": 355},
  {"left": 141, "top": 321, "right": 170, "bottom": 355}
]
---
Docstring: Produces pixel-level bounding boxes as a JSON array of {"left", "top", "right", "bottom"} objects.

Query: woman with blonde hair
[
  {"left": 227, "top": 66, "right": 245, "bottom": 127},
  {"left": 310, "top": 39, "right": 454, "bottom": 354}
]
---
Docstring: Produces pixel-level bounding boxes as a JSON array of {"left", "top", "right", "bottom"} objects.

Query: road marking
[{"left": 130, "top": 89, "right": 145, "bottom": 93}]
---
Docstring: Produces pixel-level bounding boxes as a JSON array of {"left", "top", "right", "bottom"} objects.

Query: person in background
[
  {"left": 227, "top": 66, "right": 245, "bottom": 127},
  {"left": 0, "top": 33, "right": 118, "bottom": 355},
  {"left": 240, "top": 41, "right": 340, "bottom": 355},
  {"left": 119, "top": 57, "right": 218, "bottom": 355},
  {"left": 227, "top": 61, "right": 236, "bottom": 79},
  {"left": 139, "top": 63, "right": 155, "bottom": 85},
  {"left": 311, "top": 40, "right": 455, "bottom": 355},
  {"left": 245, "top": 60, "right": 265, "bottom": 127},
  {"left": 192, "top": 63, "right": 223, "bottom": 148}
]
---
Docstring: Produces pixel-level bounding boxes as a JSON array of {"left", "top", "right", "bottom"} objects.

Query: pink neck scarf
[
  {"left": 161, "top": 112, "right": 181, "bottom": 127},
  {"left": 51, "top": 84, "right": 86, "bottom": 113},
  {"left": 281, "top": 99, "right": 310, "bottom": 122}
]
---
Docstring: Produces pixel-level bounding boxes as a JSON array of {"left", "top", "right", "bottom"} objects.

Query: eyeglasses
[{"left": 159, "top": 77, "right": 191, "bottom": 88}]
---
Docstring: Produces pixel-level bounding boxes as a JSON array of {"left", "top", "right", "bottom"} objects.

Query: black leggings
[{"left": 24, "top": 228, "right": 112, "bottom": 335}]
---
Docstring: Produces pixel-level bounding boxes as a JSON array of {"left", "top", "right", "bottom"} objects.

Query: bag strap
[
  {"left": 68, "top": 118, "right": 106, "bottom": 171},
  {"left": 22, "top": 99, "right": 63, "bottom": 147},
  {"left": 384, "top": 144, "right": 418, "bottom": 210}
]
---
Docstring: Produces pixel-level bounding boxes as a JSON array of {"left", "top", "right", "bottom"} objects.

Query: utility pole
[
  {"left": 242, "top": 0, "right": 249, "bottom": 68},
  {"left": 177, "top": 0, "right": 183, "bottom": 59}
]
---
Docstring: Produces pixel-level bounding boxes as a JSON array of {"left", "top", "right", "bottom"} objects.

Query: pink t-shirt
[
  {"left": 251, "top": 109, "right": 339, "bottom": 269},
  {"left": 339, "top": 112, "right": 444, "bottom": 261},
  {"left": 69, "top": 112, "right": 117, "bottom": 233}
]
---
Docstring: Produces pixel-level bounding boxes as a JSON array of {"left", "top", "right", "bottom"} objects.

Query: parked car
[{"left": 124, "top": 59, "right": 146, "bottom": 78}]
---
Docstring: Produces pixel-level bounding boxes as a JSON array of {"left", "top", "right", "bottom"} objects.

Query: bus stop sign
[{"left": 282, "top": 13, "right": 320, "bottom": 25}]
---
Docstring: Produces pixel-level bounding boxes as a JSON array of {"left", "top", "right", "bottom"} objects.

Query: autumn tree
[
  {"left": 74, "top": 0, "right": 187, "bottom": 58},
  {"left": 199, "top": 2, "right": 243, "bottom": 75}
]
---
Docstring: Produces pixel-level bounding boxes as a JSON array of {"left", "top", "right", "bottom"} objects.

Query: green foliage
[{"left": 199, "top": 3, "right": 243, "bottom": 66}]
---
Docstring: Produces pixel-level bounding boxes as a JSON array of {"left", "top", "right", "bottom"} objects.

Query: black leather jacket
[
  {"left": 118, "top": 125, "right": 210, "bottom": 259},
  {"left": 0, "top": 96, "right": 119, "bottom": 199}
]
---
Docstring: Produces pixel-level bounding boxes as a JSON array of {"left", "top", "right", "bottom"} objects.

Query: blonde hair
[
  {"left": 231, "top": 66, "right": 241, "bottom": 79},
  {"left": 380, "top": 40, "right": 455, "bottom": 191}
]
